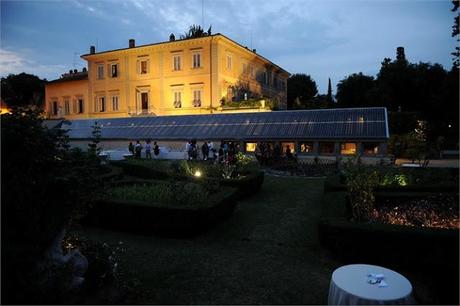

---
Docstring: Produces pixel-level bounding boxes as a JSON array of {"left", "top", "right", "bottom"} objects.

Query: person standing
[
  {"left": 145, "top": 140, "right": 152, "bottom": 159},
  {"left": 135, "top": 140, "right": 143, "bottom": 159},
  {"left": 207, "top": 140, "right": 213, "bottom": 154},
  {"left": 153, "top": 141, "right": 160, "bottom": 158},
  {"left": 201, "top": 142, "right": 209, "bottom": 160},
  {"left": 128, "top": 141, "right": 134, "bottom": 156}
]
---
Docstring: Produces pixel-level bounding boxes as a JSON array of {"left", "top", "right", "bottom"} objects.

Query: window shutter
[
  {"left": 73, "top": 99, "right": 77, "bottom": 113},
  {"left": 136, "top": 61, "right": 140, "bottom": 74},
  {"left": 94, "top": 97, "right": 98, "bottom": 112},
  {"left": 146, "top": 60, "right": 150, "bottom": 74}
]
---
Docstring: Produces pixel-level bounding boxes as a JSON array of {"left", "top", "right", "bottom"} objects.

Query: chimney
[
  {"left": 129, "top": 39, "right": 135, "bottom": 48},
  {"left": 252, "top": 49, "right": 256, "bottom": 53},
  {"left": 90, "top": 46, "right": 95, "bottom": 54},
  {"left": 73, "top": 69, "right": 78, "bottom": 74},
  {"left": 169, "top": 33, "right": 175, "bottom": 41}
]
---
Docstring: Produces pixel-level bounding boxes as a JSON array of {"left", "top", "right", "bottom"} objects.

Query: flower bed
[
  {"left": 319, "top": 191, "right": 459, "bottom": 269},
  {"left": 372, "top": 194, "right": 459, "bottom": 229}
]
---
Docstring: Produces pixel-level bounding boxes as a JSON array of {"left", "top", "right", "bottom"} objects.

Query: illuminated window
[
  {"left": 64, "top": 99, "right": 70, "bottom": 115},
  {"left": 52, "top": 101, "right": 58, "bottom": 116},
  {"left": 341, "top": 143, "right": 357, "bottom": 155},
  {"left": 227, "top": 55, "right": 232, "bottom": 70},
  {"left": 363, "top": 142, "right": 379, "bottom": 155},
  {"left": 138, "top": 59, "right": 149, "bottom": 74},
  {"left": 299, "top": 142, "right": 314, "bottom": 153},
  {"left": 173, "top": 55, "right": 182, "bottom": 71},
  {"left": 319, "top": 142, "right": 335, "bottom": 154},
  {"left": 97, "top": 65, "right": 104, "bottom": 79},
  {"left": 78, "top": 98, "right": 84, "bottom": 113},
  {"left": 246, "top": 142, "right": 257, "bottom": 152},
  {"left": 112, "top": 95, "right": 119, "bottom": 111},
  {"left": 192, "top": 53, "right": 201, "bottom": 68},
  {"left": 111, "top": 63, "right": 118, "bottom": 78},
  {"left": 173, "top": 91, "right": 182, "bottom": 108},
  {"left": 281, "top": 142, "right": 295, "bottom": 154},
  {"left": 192, "top": 89, "right": 202, "bottom": 107}
]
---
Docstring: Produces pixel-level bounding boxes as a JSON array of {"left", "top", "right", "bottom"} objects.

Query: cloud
[{"left": 0, "top": 49, "right": 65, "bottom": 80}]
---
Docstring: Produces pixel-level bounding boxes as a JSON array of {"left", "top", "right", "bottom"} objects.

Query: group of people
[
  {"left": 128, "top": 140, "right": 160, "bottom": 159},
  {"left": 186, "top": 139, "right": 241, "bottom": 163},
  {"left": 255, "top": 142, "right": 294, "bottom": 165}
]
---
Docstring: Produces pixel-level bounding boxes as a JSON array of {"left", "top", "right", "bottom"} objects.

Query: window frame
[
  {"left": 52, "top": 101, "right": 58, "bottom": 116},
  {"left": 110, "top": 63, "right": 119, "bottom": 78},
  {"left": 173, "top": 55, "right": 182, "bottom": 71},
  {"left": 97, "top": 64, "right": 104, "bottom": 79},
  {"left": 192, "top": 89, "right": 202, "bottom": 107},
  {"left": 111, "top": 95, "right": 119, "bottom": 111},
  {"left": 192, "top": 52, "right": 201, "bottom": 69},
  {"left": 99, "top": 96, "right": 106, "bottom": 112},
  {"left": 173, "top": 90, "right": 182, "bottom": 108},
  {"left": 78, "top": 98, "right": 84, "bottom": 114},
  {"left": 226, "top": 54, "right": 232, "bottom": 70},
  {"left": 64, "top": 99, "right": 70, "bottom": 115},
  {"left": 340, "top": 142, "right": 357, "bottom": 155}
]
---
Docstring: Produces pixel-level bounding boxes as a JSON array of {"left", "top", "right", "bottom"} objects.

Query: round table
[{"left": 328, "top": 264, "right": 413, "bottom": 305}]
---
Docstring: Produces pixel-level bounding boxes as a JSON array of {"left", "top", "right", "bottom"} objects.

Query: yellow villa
[{"left": 45, "top": 33, "right": 289, "bottom": 119}]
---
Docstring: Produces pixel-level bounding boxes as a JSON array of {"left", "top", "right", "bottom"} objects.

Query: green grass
[
  {"left": 74, "top": 176, "right": 344, "bottom": 304},
  {"left": 72, "top": 175, "right": 453, "bottom": 304}
]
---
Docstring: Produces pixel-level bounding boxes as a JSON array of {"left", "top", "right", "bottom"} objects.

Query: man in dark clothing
[
  {"left": 201, "top": 142, "right": 209, "bottom": 160},
  {"left": 153, "top": 141, "right": 160, "bottom": 158}
]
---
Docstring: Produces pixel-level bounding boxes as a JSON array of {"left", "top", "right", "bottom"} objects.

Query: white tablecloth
[{"left": 328, "top": 264, "right": 413, "bottom": 305}]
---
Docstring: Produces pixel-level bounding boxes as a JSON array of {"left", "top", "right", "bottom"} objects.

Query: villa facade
[{"left": 45, "top": 33, "right": 289, "bottom": 119}]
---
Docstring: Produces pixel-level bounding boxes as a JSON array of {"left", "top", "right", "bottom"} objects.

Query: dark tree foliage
[
  {"left": 336, "top": 73, "right": 380, "bottom": 108},
  {"left": 1, "top": 73, "right": 46, "bottom": 107},
  {"left": 180, "top": 24, "right": 212, "bottom": 39},
  {"left": 452, "top": 0, "right": 459, "bottom": 67},
  {"left": 287, "top": 73, "right": 318, "bottom": 109},
  {"left": 1, "top": 108, "right": 101, "bottom": 304}
]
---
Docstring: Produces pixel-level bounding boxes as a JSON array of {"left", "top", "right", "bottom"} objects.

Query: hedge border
[
  {"left": 318, "top": 191, "right": 459, "bottom": 269},
  {"left": 83, "top": 184, "right": 240, "bottom": 237}
]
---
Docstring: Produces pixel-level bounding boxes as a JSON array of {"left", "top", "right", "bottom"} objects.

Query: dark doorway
[{"left": 141, "top": 92, "right": 148, "bottom": 111}]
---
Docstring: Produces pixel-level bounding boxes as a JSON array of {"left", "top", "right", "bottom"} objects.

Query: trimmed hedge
[
  {"left": 110, "top": 160, "right": 170, "bottom": 180},
  {"left": 319, "top": 191, "right": 459, "bottom": 269},
  {"left": 83, "top": 184, "right": 240, "bottom": 237},
  {"left": 220, "top": 171, "right": 265, "bottom": 199}
]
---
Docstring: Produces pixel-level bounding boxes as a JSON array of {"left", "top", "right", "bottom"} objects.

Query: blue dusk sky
[{"left": 0, "top": 0, "right": 457, "bottom": 93}]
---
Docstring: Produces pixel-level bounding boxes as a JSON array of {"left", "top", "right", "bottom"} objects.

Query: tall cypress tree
[{"left": 326, "top": 78, "right": 333, "bottom": 104}]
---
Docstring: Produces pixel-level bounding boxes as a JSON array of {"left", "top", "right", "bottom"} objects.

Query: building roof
[
  {"left": 80, "top": 33, "right": 290, "bottom": 75},
  {"left": 50, "top": 107, "right": 389, "bottom": 141},
  {"left": 47, "top": 71, "right": 88, "bottom": 84}
]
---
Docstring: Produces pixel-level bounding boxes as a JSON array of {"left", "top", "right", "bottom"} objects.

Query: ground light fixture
[{"left": 194, "top": 170, "right": 202, "bottom": 177}]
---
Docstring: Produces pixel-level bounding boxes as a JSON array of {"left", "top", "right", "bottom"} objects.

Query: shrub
[{"left": 342, "top": 155, "right": 379, "bottom": 222}]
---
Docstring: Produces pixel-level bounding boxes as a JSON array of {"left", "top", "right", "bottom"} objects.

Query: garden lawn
[
  {"left": 75, "top": 176, "right": 342, "bottom": 304},
  {"left": 73, "top": 175, "right": 447, "bottom": 304}
]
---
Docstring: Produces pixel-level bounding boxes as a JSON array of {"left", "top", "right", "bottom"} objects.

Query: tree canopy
[
  {"left": 287, "top": 73, "right": 318, "bottom": 109},
  {"left": 180, "top": 24, "right": 212, "bottom": 39},
  {"left": 336, "top": 73, "right": 379, "bottom": 108},
  {"left": 1, "top": 73, "right": 46, "bottom": 107}
]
